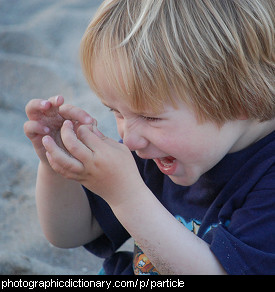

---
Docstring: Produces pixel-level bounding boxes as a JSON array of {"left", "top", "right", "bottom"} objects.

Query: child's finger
[
  {"left": 91, "top": 125, "right": 105, "bottom": 139},
  {"left": 25, "top": 99, "right": 51, "bottom": 119},
  {"left": 24, "top": 120, "right": 50, "bottom": 139},
  {"left": 25, "top": 95, "right": 63, "bottom": 119},
  {"left": 48, "top": 95, "right": 64, "bottom": 107},
  {"left": 59, "top": 104, "right": 96, "bottom": 125},
  {"left": 61, "top": 120, "right": 93, "bottom": 162},
  {"left": 42, "top": 135, "right": 84, "bottom": 179},
  {"left": 76, "top": 124, "right": 107, "bottom": 153}
]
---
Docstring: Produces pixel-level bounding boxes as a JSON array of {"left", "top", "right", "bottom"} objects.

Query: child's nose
[{"left": 121, "top": 124, "right": 148, "bottom": 151}]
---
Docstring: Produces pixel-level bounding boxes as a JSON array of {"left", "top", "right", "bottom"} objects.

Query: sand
[{"left": 0, "top": 0, "right": 131, "bottom": 275}]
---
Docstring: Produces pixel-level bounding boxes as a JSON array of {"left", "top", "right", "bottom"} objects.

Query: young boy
[{"left": 24, "top": 0, "right": 275, "bottom": 274}]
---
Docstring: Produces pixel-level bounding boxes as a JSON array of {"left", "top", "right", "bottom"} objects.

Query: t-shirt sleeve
[{"left": 210, "top": 166, "right": 275, "bottom": 274}]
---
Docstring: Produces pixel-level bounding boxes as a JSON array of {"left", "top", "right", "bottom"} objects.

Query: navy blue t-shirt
[{"left": 84, "top": 131, "right": 275, "bottom": 275}]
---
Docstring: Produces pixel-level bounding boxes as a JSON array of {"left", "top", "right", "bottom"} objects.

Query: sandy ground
[{"left": 0, "top": 0, "right": 131, "bottom": 275}]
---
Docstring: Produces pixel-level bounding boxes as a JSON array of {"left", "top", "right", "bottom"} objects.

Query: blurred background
[{"left": 0, "top": 0, "right": 124, "bottom": 275}]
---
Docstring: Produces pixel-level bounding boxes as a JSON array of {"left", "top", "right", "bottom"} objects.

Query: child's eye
[
  {"left": 108, "top": 107, "right": 160, "bottom": 122},
  {"left": 109, "top": 108, "right": 124, "bottom": 119},
  {"left": 141, "top": 115, "right": 161, "bottom": 122}
]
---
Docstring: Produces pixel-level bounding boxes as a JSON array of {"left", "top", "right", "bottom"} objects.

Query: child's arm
[
  {"left": 35, "top": 160, "right": 102, "bottom": 248},
  {"left": 24, "top": 97, "right": 103, "bottom": 248},
  {"left": 43, "top": 121, "right": 226, "bottom": 274}
]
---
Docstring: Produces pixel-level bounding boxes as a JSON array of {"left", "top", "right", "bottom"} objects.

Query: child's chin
[{"left": 168, "top": 172, "right": 200, "bottom": 187}]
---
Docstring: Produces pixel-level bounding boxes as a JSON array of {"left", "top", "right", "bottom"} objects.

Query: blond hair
[{"left": 80, "top": 0, "right": 275, "bottom": 124}]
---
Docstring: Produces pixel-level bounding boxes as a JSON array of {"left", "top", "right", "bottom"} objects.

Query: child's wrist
[{"left": 39, "top": 160, "right": 58, "bottom": 177}]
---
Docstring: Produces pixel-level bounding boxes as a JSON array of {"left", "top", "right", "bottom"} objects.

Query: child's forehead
[
  {"left": 93, "top": 54, "right": 126, "bottom": 86},
  {"left": 92, "top": 55, "right": 187, "bottom": 116},
  {"left": 100, "top": 91, "right": 170, "bottom": 118},
  {"left": 92, "top": 59, "right": 129, "bottom": 101}
]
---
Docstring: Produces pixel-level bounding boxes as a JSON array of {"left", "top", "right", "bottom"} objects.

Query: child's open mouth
[{"left": 154, "top": 156, "right": 177, "bottom": 175}]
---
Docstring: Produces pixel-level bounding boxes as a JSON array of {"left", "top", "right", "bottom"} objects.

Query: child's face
[{"left": 94, "top": 62, "right": 246, "bottom": 186}]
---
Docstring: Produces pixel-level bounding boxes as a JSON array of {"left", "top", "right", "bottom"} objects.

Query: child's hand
[
  {"left": 24, "top": 96, "right": 95, "bottom": 165},
  {"left": 42, "top": 120, "right": 144, "bottom": 206}
]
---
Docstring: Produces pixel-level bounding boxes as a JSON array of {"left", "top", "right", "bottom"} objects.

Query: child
[{"left": 24, "top": 0, "right": 275, "bottom": 274}]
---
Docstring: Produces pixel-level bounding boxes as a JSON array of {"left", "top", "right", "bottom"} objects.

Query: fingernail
[
  {"left": 64, "top": 120, "right": 73, "bottom": 128},
  {"left": 55, "top": 95, "right": 64, "bottom": 103},
  {"left": 84, "top": 116, "right": 93, "bottom": 124},
  {"left": 43, "top": 127, "right": 50, "bottom": 134},
  {"left": 41, "top": 100, "right": 48, "bottom": 107},
  {"left": 42, "top": 136, "right": 50, "bottom": 145}
]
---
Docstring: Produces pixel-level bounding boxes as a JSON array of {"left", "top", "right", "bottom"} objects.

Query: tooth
[{"left": 160, "top": 158, "right": 174, "bottom": 167}]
